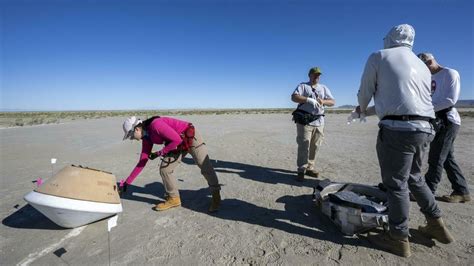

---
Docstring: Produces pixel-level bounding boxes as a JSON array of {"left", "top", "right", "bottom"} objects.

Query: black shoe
[{"left": 296, "top": 172, "right": 305, "bottom": 182}]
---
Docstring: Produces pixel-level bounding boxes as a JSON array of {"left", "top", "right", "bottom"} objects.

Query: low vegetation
[{"left": 1, "top": 108, "right": 472, "bottom": 128}]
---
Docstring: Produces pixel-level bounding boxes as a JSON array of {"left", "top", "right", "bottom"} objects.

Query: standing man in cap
[
  {"left": 120, "top": 116, "right": 221, "bottom": 212},
  {"left": 355, "top": 24, "right": 454, "bottom": 257},
  {"left": 291, "top": 67, "right": 335, "bottom": 182},
  {"left": 418, "top": 52, "right": 471, "bottom": 203}
]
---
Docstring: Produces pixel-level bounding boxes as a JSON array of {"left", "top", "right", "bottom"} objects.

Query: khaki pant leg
[
  {"left": 159, "top": 152, "right": 183, "bottom": 197},
  {"left": 189, "top": 128, "right": 220, "bottom": 192},
  {"left": 307, "top": 125, "right": 324, "bottom": 170},
  {"left": 296, "top": 123, "right": 313, "bottom": 172}
]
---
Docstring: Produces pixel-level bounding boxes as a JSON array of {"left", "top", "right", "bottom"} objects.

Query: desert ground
[{"left": 1, "top": 113, "right": 473, "bottom": 265}]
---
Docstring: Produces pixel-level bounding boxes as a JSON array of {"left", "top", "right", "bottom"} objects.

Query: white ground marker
[{"left": 107, "top": 215, "right": 118, "bottom": 266}]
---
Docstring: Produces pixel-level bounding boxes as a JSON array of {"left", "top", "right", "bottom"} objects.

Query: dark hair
[
  {"left": 134, "top": 121, "right": 143, "bottom": 129},
  {"left": 140, "top": 116, "right": 161, "bottom": 129}
]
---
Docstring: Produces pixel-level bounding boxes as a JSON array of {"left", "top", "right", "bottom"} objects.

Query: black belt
[{"left": 381, "top": 115, "right": 432, "bottom": 122}]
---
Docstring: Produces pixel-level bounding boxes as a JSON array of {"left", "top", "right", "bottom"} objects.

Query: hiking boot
[
  {"left": 153, "top": 196, "right": 181, "bottom": 211},
  {"left": 418, "top": 217, "right": 454, "bottom": 244},
  {"left": 367, "top": 232, "right": 411, "bottom": 257},
  {"left": 305, "top": 169, "right": 320, "bottom": 178},
  {"left": 208, "top": 191, "right": 221, "bottom": 213},
  {"left": 439, "top": 193, "right": 471, "bottom": 203},
  {"left": 296, "top": 172, "right": 305, "bottom": 182}
]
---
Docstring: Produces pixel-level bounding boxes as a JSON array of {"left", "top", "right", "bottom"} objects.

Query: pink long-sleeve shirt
[{"left": 125, "top": 117, "right": 190, "bottom": 185}]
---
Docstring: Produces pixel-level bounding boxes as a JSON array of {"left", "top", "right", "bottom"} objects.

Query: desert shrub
[
  {"left": 14, "top": 119, "right": 24, "bottom": 126},
  {"left": 46, "top": 118, "right": 59, "bottom": 124},
  {"left": 459, "top": 111, "right": 474, "bottom": 118},
  {"left": 28, "top": 118, "right": 44, "bottom": 125}
]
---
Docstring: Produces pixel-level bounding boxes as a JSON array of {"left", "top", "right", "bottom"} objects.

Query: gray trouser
[
  {"left": 159, "top": 128, "right": 220, "bottom": 197},
  {"left": 296, "top": 123, "right": 324, "bottom": 173},
  {"left": 425, "top": 122, "right": 470, "bottom": 195},
  {"left": 376, "top": 126, "right": 441, "bottom": 238}
]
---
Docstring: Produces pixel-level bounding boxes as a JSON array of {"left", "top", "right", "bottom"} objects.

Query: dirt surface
[{"left": 1, "top": 113, "right": 473, "bottom": 265}]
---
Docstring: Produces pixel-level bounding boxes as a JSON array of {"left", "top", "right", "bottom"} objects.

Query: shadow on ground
[
  {"left": 408, "top": 229, "right": 436, "bottom": 247},
  {"left": 181, "top": 187, "right": 374, "bottom": 248},
  {"left": 120, "top": 182, "right": 166, "bottom": 205},
  {"left": 122, "top": 179, "right": 373, "bottom": 248},
  {"left": 182, "top": 157, "right": 321, "bottom": 188},
  {"left": 2, "top": 204, "right": 65, "bottom": 230}
]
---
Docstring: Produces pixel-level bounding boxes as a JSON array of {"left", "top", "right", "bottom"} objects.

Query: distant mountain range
[
  {"left": 337, "top": 105, "right": 357, "bottom": 109},
  {"left": 336, "top": 100, "right": 474, "bottom": 109},
  {"left": 455, "top": 100, "right": 474, "bottom": 108}
]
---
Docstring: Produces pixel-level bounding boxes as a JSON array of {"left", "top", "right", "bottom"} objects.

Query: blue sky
[{"left": 1, "top": 0, "right": 473, "bottom": 111}]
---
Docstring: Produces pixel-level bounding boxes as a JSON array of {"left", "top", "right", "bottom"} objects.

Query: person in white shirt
[
  {"left": 291, "top": 67, "right": 335, "bottom": 181},
  {"left": 418, "top": 53, "right": 471, "bottom": 203},
  {"left": 355, "top": 24, "right": 454, "bottom": 257}
]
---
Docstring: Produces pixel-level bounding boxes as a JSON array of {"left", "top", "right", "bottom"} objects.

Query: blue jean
[
  {"left": 376, "top": 127, "right": 441, "bottom": 238},
  {"left": 425, "top": 122, "right": 470, "bottom": 195}
]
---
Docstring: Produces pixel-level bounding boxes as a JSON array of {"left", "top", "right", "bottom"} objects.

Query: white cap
[
  {"left": 383, "top": 24, "right": 415, "bottom": 49},
  {"left": 417, "top": 52, "right": 435, "bottom": 63},
  {"left": 122, "top": 116, "right": 142, "bottom": 140}
]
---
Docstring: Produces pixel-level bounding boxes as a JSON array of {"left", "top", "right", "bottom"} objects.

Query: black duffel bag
[{"left": 292, "top": 109, "right": 323, "bottom": 125}]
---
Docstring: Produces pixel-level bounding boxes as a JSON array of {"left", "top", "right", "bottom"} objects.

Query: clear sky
[{"left": 1, "top": 0, "right": 473, "bottom": 111}]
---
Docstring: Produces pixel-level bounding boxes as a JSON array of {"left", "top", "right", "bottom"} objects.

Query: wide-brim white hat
[{"left": 122, "top": 116, "right": 142, "bottom": 140}]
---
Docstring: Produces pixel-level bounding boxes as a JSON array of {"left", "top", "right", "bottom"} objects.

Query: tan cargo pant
[
  {"left": 159, "top": 128, "right": 220, "bottom": 197},
  {"left": 296, "top": 123, "right": 324, "bottom": 173}
]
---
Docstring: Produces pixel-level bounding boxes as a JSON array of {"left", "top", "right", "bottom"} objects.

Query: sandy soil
[{"left": 1, "top": 113, "right": 473, "bottom": 265}]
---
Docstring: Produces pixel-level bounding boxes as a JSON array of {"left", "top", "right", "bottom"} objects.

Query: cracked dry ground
[{"left": 1, "top": 113, "right": 473, "bottom": 265}]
